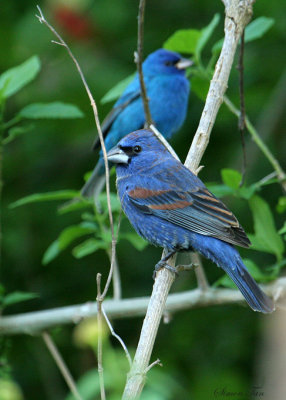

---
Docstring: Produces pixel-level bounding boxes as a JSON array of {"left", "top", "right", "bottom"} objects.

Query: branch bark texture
[{"left": 185, "top": 0, "right": 253, "bottom": 172}]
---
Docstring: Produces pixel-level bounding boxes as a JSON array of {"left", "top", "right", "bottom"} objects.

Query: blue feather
[
  {"left": 81, "top": 49, "right": 191, "bottom": 198},
  {"left": 108, "top": 129, "right": 275, "bottom": 313}
]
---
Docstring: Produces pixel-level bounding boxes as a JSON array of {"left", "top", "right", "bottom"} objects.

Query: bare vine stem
[
  {"left": 35, "top": 7, "right": 117, "bottom": 299},
  {"left": 224, "top": 95, "right": 286, "bottom": 192},
  {"left": 136, "top": 0, "right": 153, "bottom": 126}
]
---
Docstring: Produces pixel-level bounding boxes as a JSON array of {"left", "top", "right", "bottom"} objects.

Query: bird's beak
[
  {"left": 107, "top": 145, "right": 129, "bottom": 164},
  {"left": 175, "top": 57, "right": 193, "bottom": 70}
]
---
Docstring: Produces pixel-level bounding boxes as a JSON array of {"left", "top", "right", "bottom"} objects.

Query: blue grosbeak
[
  {"left": 81, "top": 49, "right": 192, "bottom": 199},
  {"left": 107, "top": 129, "right": 275, "bottom": 313}
]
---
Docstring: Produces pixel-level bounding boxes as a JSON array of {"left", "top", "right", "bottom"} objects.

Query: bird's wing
[
  {"left": 127, "top": 186, "right": 251, "bottom": 248},
  {"left": 92, "top": 90, "right": 141, "bottom": 150}
]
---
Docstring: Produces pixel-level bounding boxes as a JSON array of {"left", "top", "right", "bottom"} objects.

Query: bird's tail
[
  {"left": 81, "top": 162, "right": 106, "bottom": 200},
  {"left": 220, "top": 256, "right": 275, "bottom": 313}
]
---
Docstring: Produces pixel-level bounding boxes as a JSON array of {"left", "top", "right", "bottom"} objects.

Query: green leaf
[
  {"left": 236, "top": 185, "right": 256, "bottom": 200},
  {"left": 58, "top": 224, "right": 95, "bottom": 250},
  {"left": 205, "top": 183, "right": 234, "bottom": 198},
  {"left": 2, "top": 291, "right": 39, "bottom": 307},
  {"left": 278, "top": 222, "right": 286, "bottom": 235},
  {"left": 10, "top": 190, "right": 79, "bottom": 208},
  {"left": 58, "top": 200, "right": 91, "bottom": 215},
  {"left": 98, "top": 192, "right": 122, "bottom": 213},
  {"left": 190, "top": 75, "right": 210, "bottom": 101},
  {"left": 277, "top": 197, "right": 286, "bottom": 214},
  {"left": 221, "top": 169, "right": 242, "bottom": 190},
  {"left": 196, "top": 14, "right": 220, "bottom": 58},
  {"left": 42, "top": 224, "right": 96, "bottom": 264},
  {"left": 248, "top": 195, "right": 284, "bottom": 260},
  {"left": 101, "top": 74, "right": 135, "bottom": 104},
  {"left": 42, "top": 241, "right": 60, "bottom": 265},
  {"left": 244, "top": 17, "right": 274, "bottom": 42},
  {"left": 164, "top": 29, "right": 201, "bottom": 54},
  {"left": 212, "top": 38, "right": 224, "bottom": 54},
  {"left": 0, "top": 56, "right": 40, "bottom": 98},
  {"left": 19, "top": 102, "right": 84, "bottom": 119},
  {"left": 3, "top": 124, "right": 34, "bottom": 145},
  {"left": 212, "top": 17, "right": 274, "bottom": 54},
  {"left": 72, "top": 239, "right": 108, "bottom": 259},
  {"left": 120, "top": 232, "right": 148, "bottom": 251}
]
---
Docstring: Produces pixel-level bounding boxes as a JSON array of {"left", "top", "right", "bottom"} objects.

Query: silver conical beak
[
  {"left": 107, "top": 146, "right": 129, "bottom": 164},
  {"left": 175, "top": 57, "right": 193, "bottom": 70}
]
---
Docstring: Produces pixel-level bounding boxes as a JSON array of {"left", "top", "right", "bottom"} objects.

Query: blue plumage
[
  {"left": 81, "top": 49, "right": 191, "bottom": 198},
  {"left": 107, "top": 129, "right": 275, "bottom": 313}
]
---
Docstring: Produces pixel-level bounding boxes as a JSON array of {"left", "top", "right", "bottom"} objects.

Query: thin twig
[
  {"left": 224, "top": 95, "right": 286, "bottom": 192},
  {"left": 237, "top": 30, "right": 247, "bottom": 186},
  {"left": 150, "top": 125, "right": 180, "bottom": 161},
  {"left": 96, "top": 274, "right": 106, "bottom": 400},
  {"left": 102, "top": 307, "right": 132, "bottom": 367},
  {"left": 191, "top": 253, "right": 209, "bottom": 291},
  {"left": 1, "top": 277, "right": 284, "bottom": 335},
  {"left": 42, "top": 331, "right": 82, "bottom": 400},
  {"left": 112, "top": 255, "right": 122, "bottom": 300},
  {"left": 144, "top": 359, "right": 162, "bottom": 374},
  {"left": 136, "top": 0, "right": 153, "bottom": 126},
  {"left": 36, "top": 6, "right": 118, "bottom": 298}
]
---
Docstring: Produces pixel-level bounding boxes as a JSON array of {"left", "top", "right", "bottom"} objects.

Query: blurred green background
[{"left": 1, "top": 0, "right": 286, "bottom": 399}]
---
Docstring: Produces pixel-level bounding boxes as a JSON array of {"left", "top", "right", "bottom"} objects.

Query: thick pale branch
[
  {"left": 1, "top": 277, "right": 284, "bottom": 336},
  {"left": 185, "top": 0, "right": 253, "bottom": 172}
]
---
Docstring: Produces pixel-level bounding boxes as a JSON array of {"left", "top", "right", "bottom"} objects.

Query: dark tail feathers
[{"left": 222, "top": 259, "right": 275, "bottom": 313}]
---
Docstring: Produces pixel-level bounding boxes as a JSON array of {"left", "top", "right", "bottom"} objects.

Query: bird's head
[
  {"left": 143, "top": 49, "right": 192, "bottom": 76},
  {"left": 107, "top": 129, "right": 170, "bottom": 173}
]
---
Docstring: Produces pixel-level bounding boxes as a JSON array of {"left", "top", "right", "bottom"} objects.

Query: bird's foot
[{"left": 153, "top": 260, "right": 178, "bottom": 280}]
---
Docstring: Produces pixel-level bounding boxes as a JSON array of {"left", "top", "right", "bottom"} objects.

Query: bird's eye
[
  {"left": 133, "top": 145, "right": 142, "bottom": 154},
  {"left": 164, "top": 60, "right": 176, "bottom": 67}
]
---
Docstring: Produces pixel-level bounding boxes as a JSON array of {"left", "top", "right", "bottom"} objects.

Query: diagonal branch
[{"left": 35, "top": 7, "right": 117, "bottom": 299}]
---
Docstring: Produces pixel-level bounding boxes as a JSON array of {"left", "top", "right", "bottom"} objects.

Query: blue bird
[
  {"left": 81, "top": 48, "right": 192, "bottom": 198},
  {"left": 107, "top": 129, "right": 275, "bottom": 313}
]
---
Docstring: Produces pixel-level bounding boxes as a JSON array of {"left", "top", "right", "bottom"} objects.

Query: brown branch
[
  {"left": 192, "top": 252, "right": 209, "bottom": 291},
  {"left": 42, "top": 332, "right": 82, "bottom": 400},
  {"left": 96, "top": 274, "right": 106, "bottom": 400},
  {"left": 136, "top": 0, "right": 153, "bottom": 126},
  {"left": 237, "top": 30, "right": 247, "bottom": 186}
]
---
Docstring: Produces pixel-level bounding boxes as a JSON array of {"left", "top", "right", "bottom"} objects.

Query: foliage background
[{"left": 1, "top": 0, "right": 286, "bottom": 399}]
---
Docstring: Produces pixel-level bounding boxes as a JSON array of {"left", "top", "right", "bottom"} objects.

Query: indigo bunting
[
  {"left": 107, "top": 129, "right": 275, "bottom": 313},
  {"left": 81, "top": 49, "right": 192, "bottom": 198}
]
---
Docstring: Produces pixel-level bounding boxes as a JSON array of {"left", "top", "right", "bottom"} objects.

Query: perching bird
[
  {"left": 107, "top": 129, "right": 275, "bottom": 313},
  {"left": 81, "top": 48, "right": 192, "bottom": 199}
]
